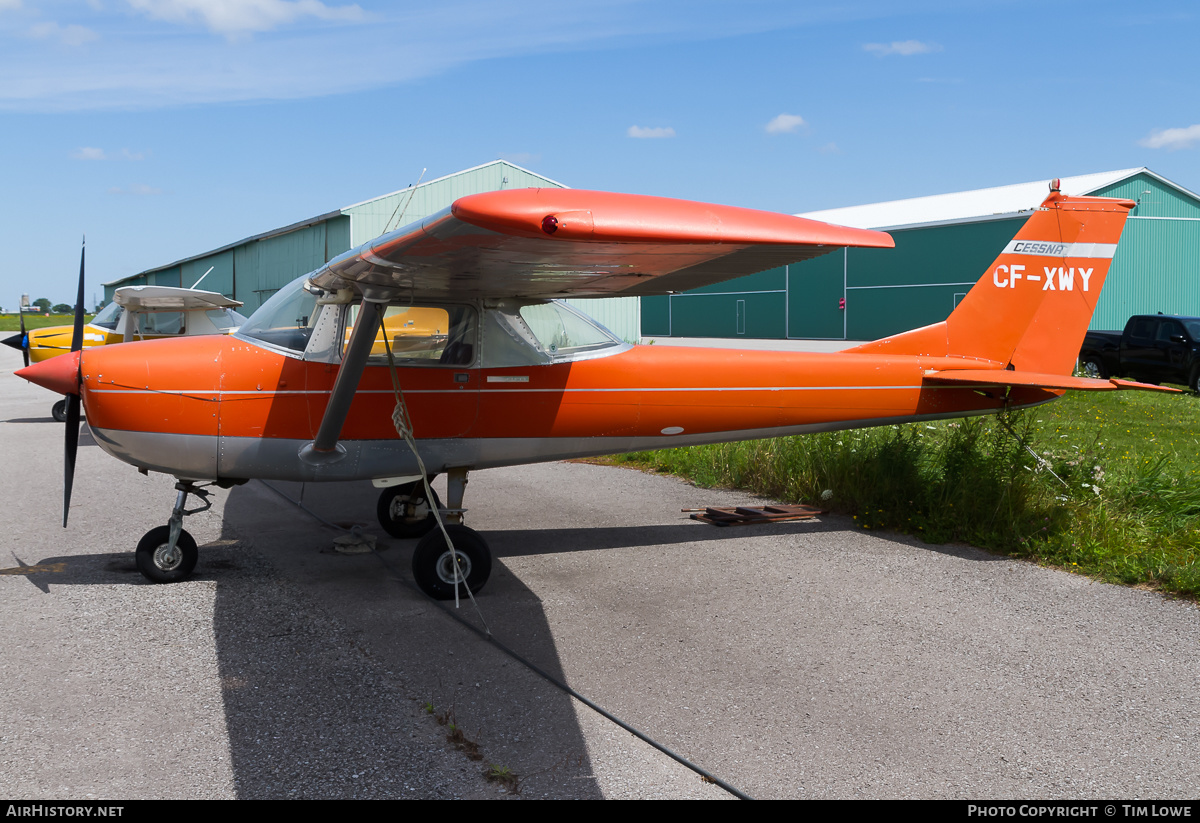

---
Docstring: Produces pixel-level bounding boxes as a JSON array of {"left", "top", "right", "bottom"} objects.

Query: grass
[
  {"left": 612, "top": 388, "right": 1200, "bottom": 600},
  {"left": 0, "top": 314, "right": 94, "bottom": 332}
]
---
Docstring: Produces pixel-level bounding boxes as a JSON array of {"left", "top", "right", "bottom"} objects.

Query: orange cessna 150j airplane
[{"left": 17, "top": 182, "right": 1166, "bottom": 598}]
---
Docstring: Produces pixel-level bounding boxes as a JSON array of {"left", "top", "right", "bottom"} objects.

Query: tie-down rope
[{"left": 380, "top": 319, "right": 490, "bottom": 632}]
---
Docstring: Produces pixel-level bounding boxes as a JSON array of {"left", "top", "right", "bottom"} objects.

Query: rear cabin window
[{"left": 517, "top": 302, "right": 619, "bottom": 356}]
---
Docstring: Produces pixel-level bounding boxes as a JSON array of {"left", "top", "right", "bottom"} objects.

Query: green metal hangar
[
  {"left": 640, "top": 167, "right": 1200, "bottom": 342},
  {"left": 101, "top": 160, "right": 643, "bottom": 342}
]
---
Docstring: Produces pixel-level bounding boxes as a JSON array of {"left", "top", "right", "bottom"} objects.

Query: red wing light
[{"left": 541, "top": 215, "right": 559, "bottom": 235}]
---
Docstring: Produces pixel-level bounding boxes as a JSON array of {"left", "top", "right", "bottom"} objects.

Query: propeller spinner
[{"left": 1, "top": 312, "right": 30, "bottom": 367}]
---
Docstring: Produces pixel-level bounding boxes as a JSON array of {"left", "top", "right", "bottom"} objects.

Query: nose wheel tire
[
  {"left": 136, "top": 525, "right": 198, "bottom": 584},
  {"left": 411, "top": 524, "right": 492, "bottom": 600},
  {"left": 377, "top": 482, "right": 441, "bottom": 539},
  {"left": 52, "top": 399, "right": 68, "bottom": 422}
]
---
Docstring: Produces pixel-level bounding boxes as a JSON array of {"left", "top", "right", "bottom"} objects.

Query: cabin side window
[{"left": 344, "top": 303, "right": 478, "bottom": 367}]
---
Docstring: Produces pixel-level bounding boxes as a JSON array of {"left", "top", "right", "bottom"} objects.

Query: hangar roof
[
  {"left": 797, "top": 167, "right": 1199, "bottom": 230},
  {"left": 103, "top": 160, "right": 565, "bottom": 288}
]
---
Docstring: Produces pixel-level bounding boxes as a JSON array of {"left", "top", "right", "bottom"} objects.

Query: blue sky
[{"left": 2, "top": 0, "right": 1198, "bottom": 308}]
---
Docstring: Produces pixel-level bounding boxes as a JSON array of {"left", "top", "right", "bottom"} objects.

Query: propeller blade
[
  {"left": 71, "top": 238, "right": 85, "bottom": 354},
  {"left": 63, "top": 237, "right": 86, "bottom": 528},
  {"left": 63, "top": 393, "right": 80, "bottom": 528}
]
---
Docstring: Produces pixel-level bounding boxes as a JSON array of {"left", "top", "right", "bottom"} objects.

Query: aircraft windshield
[
  {"left": 205, "top": 308, "right": 248, "bottom": 332},
  {"left": 238, "top": 281, "right": 318, "bottom": 352},
  {"left": 91, "top": 302, "right": 123, "bottom": 331}
]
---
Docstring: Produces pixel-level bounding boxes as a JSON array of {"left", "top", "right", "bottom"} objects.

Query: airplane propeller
[
  {"left": 1, "top": 311, "right": 30, "bottom": 367},
  {"left": 63, "top": 239, "right": 86, "bottom": 528}
]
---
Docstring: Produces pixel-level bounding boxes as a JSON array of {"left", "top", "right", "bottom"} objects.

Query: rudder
[{"left": 846, "top": 183, "right": 1135, "bottom": 375}]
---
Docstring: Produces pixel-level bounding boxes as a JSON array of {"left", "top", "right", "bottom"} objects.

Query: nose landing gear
[{"left": 135, "top": 481, "right": 212, "bottom": 583}]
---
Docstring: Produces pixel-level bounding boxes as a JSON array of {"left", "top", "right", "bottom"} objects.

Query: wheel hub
[
  {"left": 434, "top": 549, "right": 471, "bottom": 585},
  {"left": 391, "top": 495, "right": 429, "bottom": 522},
  {"left": 154, "top": 544, "right": 183, "bottom": 572}
]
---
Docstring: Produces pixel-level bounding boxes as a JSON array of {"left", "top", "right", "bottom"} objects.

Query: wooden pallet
[{"left": 684, "top": 504, "right": 827, "bottom": 527}]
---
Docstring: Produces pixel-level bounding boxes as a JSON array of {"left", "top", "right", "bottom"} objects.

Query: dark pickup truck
[{"left": 1079, "top": 314, "right": 1200, "bottom": 392}]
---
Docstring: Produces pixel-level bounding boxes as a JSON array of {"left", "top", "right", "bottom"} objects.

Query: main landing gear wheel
[
  {"left": 411, "top": 524, "right": 492, "bottom": 601},
  {"left": 136, "top": 525, "right": 198, "bottom": 584},
  {"left": 377, "top": 482, "right": 442, "bottom": 539},
  {"left": 52, "top": 399, "right": 67, "bottom": 423}
]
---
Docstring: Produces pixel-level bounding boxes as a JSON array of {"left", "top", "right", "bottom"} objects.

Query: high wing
[
  {"left": 308, "top": 188, "right": 894, "bottom": 300},
  {"left": 114, "top": 285, "right": 244, "bottom": 311}
]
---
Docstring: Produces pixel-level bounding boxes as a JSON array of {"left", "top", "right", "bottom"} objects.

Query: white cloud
[
  {"left": 863, "top": 40, "right": 940, "bottom": 57},
  {"left": 765, "top": 113, "right": 805, "bottom": 134},
  {"left": 628, "top": 125, "right": 675, "bottom": 139},
  {"left": 126, "top": 0, "right": 365, "bottom": 38},
  {"left": 0, "top": 0, "right": 23, "bottom": 10},
  {"left": 72, "top": 146, "right": 107, "bottom": 160},
  {"left": 109, "top": 183, "right": 164, "bottom": 195},
  {"left": 0, "top": 4, "right": 907, "bottom": 112},
  {"left": 29, "top": 22, "right": 100, "bottom": 46},
  {"left": 816, "top": 142, "right": 841, "bottom": 154},
  {"left": 1138, "top": 124, "right": 1200, "bottom": 150}
]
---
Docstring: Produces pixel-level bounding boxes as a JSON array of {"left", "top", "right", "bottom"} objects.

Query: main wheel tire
[
  {"left": 411, "top": 524, "right": 492, "bottom": 601},
  {"left": 51, "top": 399, "right": 67, "bottom": 423},
  {"left": 377, "top": 482, "right": 442, "bottom": 539},
  {"left": 135, "top": 525, "right": 198, "bottom": 584},
  {"left": 1080, "top": 356, "right": 1106, "bottom": 380}
]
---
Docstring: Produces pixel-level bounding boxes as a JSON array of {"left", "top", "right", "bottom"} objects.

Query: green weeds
[{"left": 613, "top": 391, "right": 1200, "bottom": 599}]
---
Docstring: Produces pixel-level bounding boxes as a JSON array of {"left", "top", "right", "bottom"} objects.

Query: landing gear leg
[
  {"left": 411, "top": 468, "right": 492, "bottom": 600},
  {"left": 135, "top": 481, "right": 213, "bottom": 584}
]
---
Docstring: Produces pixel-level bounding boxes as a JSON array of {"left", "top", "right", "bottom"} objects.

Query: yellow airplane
[{"left": 4, "top": 285, "right": 246, "bottom": 420}]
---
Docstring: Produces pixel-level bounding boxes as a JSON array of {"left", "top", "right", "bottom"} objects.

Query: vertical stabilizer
[{"left": 845, "top": 186, "right": 1135, "bottom": 375}]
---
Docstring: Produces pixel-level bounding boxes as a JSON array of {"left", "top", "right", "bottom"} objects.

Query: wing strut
[{"left": 299, "top": 297, "right": 383, "bottom": 465}]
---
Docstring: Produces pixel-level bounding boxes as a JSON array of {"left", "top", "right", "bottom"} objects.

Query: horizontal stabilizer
[{"left": 924, "top": 369, "right": 1179, "bottom": 393}]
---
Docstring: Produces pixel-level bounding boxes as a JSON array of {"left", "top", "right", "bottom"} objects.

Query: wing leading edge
[{"left": 309, "top": 188, "right": 894, "bottom": 301}]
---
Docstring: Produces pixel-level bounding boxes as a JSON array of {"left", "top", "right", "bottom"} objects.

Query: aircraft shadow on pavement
[
  {"left": 486, "top": 517, "right": 1008, "bottom": 563},
  {"left": 210, "top": 479, "right": 607, "bottom": 799}
]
